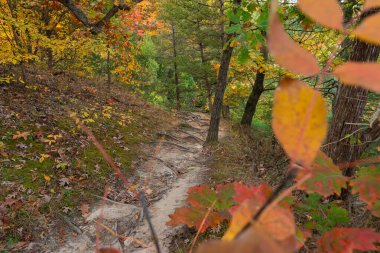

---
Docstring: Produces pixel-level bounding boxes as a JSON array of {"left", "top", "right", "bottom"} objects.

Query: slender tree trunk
[
  {"left": 171, "top": 23, "right": 181, "bottom": 111},
  {"left": 241, "top": 71, "right": 265, "bottom": 126},
  {"left": 107, "top": 49, "right": 112, "bottom": 90},
  {"left": 218, "top": 0, "right": 225, "bottom": 49},
  {"left": 241, "top": 46, "right": 268, "bottom": 127},
  {"left": 6, "top": 0, "right": 27, "bottom": 84},
  {"left": 206, "top": 41, "right": 234, "bottom": 143},
  {"left": 197, "top": 21, "right": 212, "bottom": 112},
  {"left": 205, "top": 0, "right": 241, "bottom": 143},
  {"left": 324, "top": 10, "right": 380, "bottom": 169}
]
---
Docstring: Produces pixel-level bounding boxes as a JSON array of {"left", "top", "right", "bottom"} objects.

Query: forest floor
[
  {"left": 0, "top": 69, "right": 233, "bottom": 252},
  {"left": 0, "top": 69, "right": 313, "bottom": 253}
]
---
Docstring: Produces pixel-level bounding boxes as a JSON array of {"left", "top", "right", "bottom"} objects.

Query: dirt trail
[{"left": 48, "top": 112, "right": 228, "bottom": 253}]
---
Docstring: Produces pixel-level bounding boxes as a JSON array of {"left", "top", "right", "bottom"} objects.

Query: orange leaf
[
  {"left": 223, "top": 200, "right": 260, "bottom": 241},
  {"left": 352, "top": 13, "right": 380, "bottom": 45},
  {"left": 363, "top": 0, "right": 380, "bottom": 10},
  {"left": 197, "top": 224, "right": 293, "bottom": 253},
  {"left": 272, "top": 78, "right": 328, "bottom": 166},
  {"left": 223, "top": 200, "right": 295, "bottom": 241},
  {"left": 12, "top": 131, "right": 30, "bottom": 140},
  {"left": 333, "top": 62, "right": 380, "bottom": 93},
  {"left": 268, "top": 4, "right": 320, "bottom": 76},
  {"left": 298, "top": 0, "right": 344, "bottom": 31},
  {"left": 259, "top": 206, "right": 295, "bottom": 241}
]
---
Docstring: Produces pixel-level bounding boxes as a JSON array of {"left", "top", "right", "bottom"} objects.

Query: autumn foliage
[{"left": 167, "top": 0, "right": 380, "bottom": 252}]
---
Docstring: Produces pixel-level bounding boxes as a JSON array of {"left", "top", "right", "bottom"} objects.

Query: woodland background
[{"left": 0, "top": 0, "right": 379, "bottom": 252}]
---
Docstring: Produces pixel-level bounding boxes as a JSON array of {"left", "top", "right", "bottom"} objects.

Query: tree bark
[
  {"left": 324, "top": 9, "right": 380, "bottom": 171},
  {"left": 171, "top": 23, "right": 181, "bottom": 111},
  {"left": 107, "top": 49, "right": 112, "bottom": 90},
  {"left": 205, "top": 0, "right": 242, "bottom": 143},
  {"left": 240, "top": 71, "right": 265, "bottom": 126},
  {"left": 197, "top": 21, "right": 212, "bottom": 112},
  {"left": 240, "top": 46, "right": 268, "bottom": 126}
]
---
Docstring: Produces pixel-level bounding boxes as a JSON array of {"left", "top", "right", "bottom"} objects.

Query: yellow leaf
[
  {"left": 272, "top": 78, "right": 328, "bottom": 166},
  {"left": 39, "top": 154, "right": 50, "bottom": 162},
  {"left": 44, "top": 174, "right": 51, "bottom": 182}
]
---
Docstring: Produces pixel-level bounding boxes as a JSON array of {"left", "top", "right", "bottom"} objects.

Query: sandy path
[{"left": 47, "top": 112, "right": 227, "bottom": 253}]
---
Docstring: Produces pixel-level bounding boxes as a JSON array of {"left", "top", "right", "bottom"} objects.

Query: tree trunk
[
  {"left": 171, "top": 23, "right": 181, "bottom": 111},
  {"left": 218, "top": 0, "right": 225, "bottom": 49},
  {"left": 240, "top": 46, "right": 267, "bottom": 127},
  {"left": 206, "top": 0, "right": 242, "bottom": 143},
  {"left": 240, "top": 71, "right": 265, "bottom": 126},
  {"left": 197, "top": 21, "right": 212, "bottom": 112},
  {"left": 324, "top": 10, "right": 380, "bottom": 169},
  {"left": 107, "top": 49, "right": 112, "bottom": 90}
]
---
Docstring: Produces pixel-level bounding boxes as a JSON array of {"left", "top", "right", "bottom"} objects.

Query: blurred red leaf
[
  {"left": 196, "top": 224, "right": 293, "bottom": 253},
  {"left": 352, "top": 13, "right": 380, "bottom": 45},
  {"left": 298, "top": 0, "right": 344, "bottom": 31},
  {"left": 268, "top": 4, "right": 320, "bottom": 76},
  {"left": 333, "top": 62, "right": 380, "bottom": 93},
  {"left": 318, "top": 228, "right": 380, "bottom": 253}
]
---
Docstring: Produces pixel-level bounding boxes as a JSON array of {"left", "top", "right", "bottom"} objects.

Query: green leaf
[
  {"left": 296, "top": 152, "right": 347, "bottom": 197},
  {"left": 351, "top": 167, "right": 380, "bottom": 217},
  {"left": 226, "top": 24, "right": 242, "bottom": 34},
  {"left": 238, "top": 48, "right": 250, "bottom": 63}
]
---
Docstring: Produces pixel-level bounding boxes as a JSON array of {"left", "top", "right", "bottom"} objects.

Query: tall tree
[
  {"left": 324, "top": 8, "right": 380, "bottom": 172},
  {"left": 240, "top": 46, "right": 268, "bottom": 127},
  {"left": 171, "top": 23, "right": 181, "bottom": 111},
  {"left": 206, "top": 0, "right": 242, "bottom": 143}
]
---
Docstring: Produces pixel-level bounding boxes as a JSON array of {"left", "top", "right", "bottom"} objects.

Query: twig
[
  {"left": 139, "top": 191, "right": 161, "bottom": 253},
  {"left": 321, "top": 127, "right": 367, "bottom": 148},
  {"left": 58, "top": 213, "right": 82, "bottom": 235},
  {"left": 189, "top": 200, "right": 217, "bottom": 253},
  {"left": 94, "top": 220, "right": 153, "bottom": 249}
]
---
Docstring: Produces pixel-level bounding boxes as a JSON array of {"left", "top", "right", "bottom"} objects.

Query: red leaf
[
  {"left": 318, "top": 228, "right": 380, "bottom": 253},
  {"left": 167, "top": 184, "right": 235, "bottom": 233},
  {"left": 352, "top": 13, "right": 380, "bottom": 45},
  {"left": 351, "top": 167, "right": 380, "bottom": 217},
  {"left": 298, "top": 0, "right": 344, "bottom": 31},
  {"left": 333, "top": 62, "right": 380, "bottom": 93},
  {"left": 233, "top": 182, "right": 272, "bottom": 205},
  {"left": 268, "top": 3, "right": 320, "bottom": 76},
  {"left": 296, "top": 152, "right": 347, "bottom": 197}
]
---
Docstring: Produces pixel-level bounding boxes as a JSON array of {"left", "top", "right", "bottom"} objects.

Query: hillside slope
[{"left": 0, "top": 70, "right": 177, "bottom": 252}]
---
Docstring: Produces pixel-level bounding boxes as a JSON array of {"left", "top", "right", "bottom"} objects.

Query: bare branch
[{"left": 57, "top": 0, "right": 141, "bottom": 34}]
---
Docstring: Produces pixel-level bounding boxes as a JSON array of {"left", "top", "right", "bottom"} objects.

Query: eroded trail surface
[{"left": 50, "top": 112, "right": 227, "bottom": 253}]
